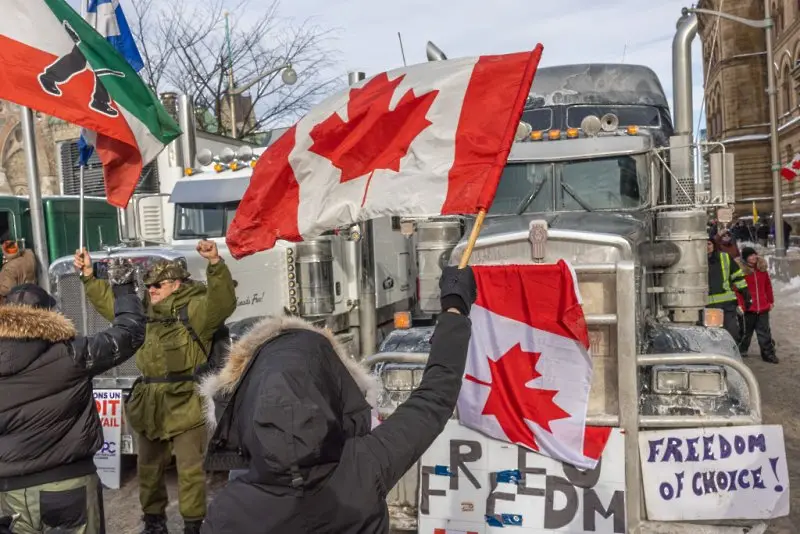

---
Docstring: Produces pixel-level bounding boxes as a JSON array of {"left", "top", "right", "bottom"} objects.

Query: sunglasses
[{"left": 146, "top": 280, "right": 173, "bottom": 290}]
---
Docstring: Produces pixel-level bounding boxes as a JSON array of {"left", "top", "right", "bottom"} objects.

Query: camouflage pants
[
  {"left": 0, "top": 473, "right": 105, "bottom": 534},
  {"left": 137, "top": 425, "right": 207, "bottom": 521}
]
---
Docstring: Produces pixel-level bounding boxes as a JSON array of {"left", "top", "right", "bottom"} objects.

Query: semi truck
[
  {"left": 0, "top": 195, "right": 117, "bottom": 262},
  {"left": 47, "top": 89, "right": 416, "bottom": 455},
  {"left": 367, "top": 14, "right": 772, "bottom": 534}
]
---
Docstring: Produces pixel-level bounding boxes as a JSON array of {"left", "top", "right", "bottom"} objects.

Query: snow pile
[{"left": 773, "top": 275, "right": 800, "bottom": 308}]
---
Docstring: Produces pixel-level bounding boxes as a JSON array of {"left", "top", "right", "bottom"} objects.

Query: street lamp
[
  {"left": 683, "top": 4, "right": 785, "bottom": 256},
  {"left": 223, "top": 12, "right": 298, "bottom": 139},
  {"left": 227, "top": 64, "right": 298, "bottom": 139}
]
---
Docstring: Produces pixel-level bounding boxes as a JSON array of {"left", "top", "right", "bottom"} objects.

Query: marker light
[
  {"left": 530, "top": 130, "right": 543, "bottom": 141},
  {"left": 393, "top": 311, "right": 412, "bottom": 329},
  {"left": 230, "top": 161, "right": 239, "bottom": 171},
  {"left": 703, "top": 308, "right": 724, "bottom": 328},
  {"left": 548, "top": 129, "right": 561, "bottom": 140},
  {"left": 184, "top": 168, "right": 194, "bottom": 176},
  {"left": 626, "top": 125, "right": 639, "bottom": 135},
  {"left": 213, "top": 163, "right": 225, "bottom": 173},
  {"left": 566, "top": 128, "right": 579, "bottom": 139},
  {"left": 250, "top": 159, "right": 257, "bottom": 168}
]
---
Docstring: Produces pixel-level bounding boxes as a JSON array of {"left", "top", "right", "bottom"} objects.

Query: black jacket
[
  {"left": 0, "top": 284, "right": 145, "bottom": 491},
  {"left": 199, "top": 313, "right": 471, "bottom": 534}
]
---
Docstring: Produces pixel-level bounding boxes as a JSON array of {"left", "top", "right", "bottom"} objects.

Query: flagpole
[
  {"left": 20, "top": 106, "right": 51, "bottom": 292},
  {"left": 458, "top": 209, "right": 487, "bottom": 268},
  {"left": 78, "top": 165, "right": 85, "bottom": 253}
]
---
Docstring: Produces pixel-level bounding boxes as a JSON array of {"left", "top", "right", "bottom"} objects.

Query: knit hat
[{"left": 742, "top": 247, "right": 757, "bottom": 263}]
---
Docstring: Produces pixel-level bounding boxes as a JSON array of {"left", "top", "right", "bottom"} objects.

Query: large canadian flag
[
  {"left": 226, "top": 46, "right": 543, "bottom": 259},
  {"left": 457, "top": 262, "right": 612, "bottom": 469}
]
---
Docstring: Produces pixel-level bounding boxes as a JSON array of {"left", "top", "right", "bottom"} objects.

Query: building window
[{"left": 782, "top": 66, "right": 792, "bottom": 115}]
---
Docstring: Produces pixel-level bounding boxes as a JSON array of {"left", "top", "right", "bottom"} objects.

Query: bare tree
[{"left": 128, "top": 0, "right": 341, "bottom": 139}]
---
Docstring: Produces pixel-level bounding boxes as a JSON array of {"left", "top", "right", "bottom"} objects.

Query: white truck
[{"left": 48, "top": 91, "right": 416, "bottom": 454}]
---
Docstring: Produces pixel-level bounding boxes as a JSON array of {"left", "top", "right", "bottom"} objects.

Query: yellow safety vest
[{"left": 707, "top": 252, "right": 748, "bottom": 305}]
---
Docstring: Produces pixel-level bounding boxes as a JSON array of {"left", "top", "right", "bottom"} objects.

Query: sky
[
  {"left": 71, "top": 0, "right": 707, "bottom": 133},
  {"left": 272, "top": 0, "right": 708, "bottom": 132}
]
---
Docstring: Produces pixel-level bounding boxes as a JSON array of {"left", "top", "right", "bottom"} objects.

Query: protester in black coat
[
  {"left": 199, "top": 266, "right": 476, "bottom": 534},
  {"left": 0, "top": 260, "right": 145, "bottom": 533}
]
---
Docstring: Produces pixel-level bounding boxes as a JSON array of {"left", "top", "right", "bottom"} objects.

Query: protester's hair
[{"left": 5, "top": 284, "right": 57, "bottom": 310}]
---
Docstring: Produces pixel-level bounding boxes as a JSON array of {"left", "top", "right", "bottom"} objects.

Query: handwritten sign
[
  {"left": 419, "top": 420, "right": 626, "bottom": 533},
  {"left": 639, "top": 425, "right": 789, "bottom": 520},
  {"left": 93, "top": 389, "right": 122, "bottom": 489}
]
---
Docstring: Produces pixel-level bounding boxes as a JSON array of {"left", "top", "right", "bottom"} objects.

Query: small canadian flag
[{"left": 780, "top": 153, "right": 800, "bottom": 181}]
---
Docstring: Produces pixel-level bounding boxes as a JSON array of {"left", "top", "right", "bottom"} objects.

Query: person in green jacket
[{"left": 75, "top": 240, "right": 237, "bottom": 534}]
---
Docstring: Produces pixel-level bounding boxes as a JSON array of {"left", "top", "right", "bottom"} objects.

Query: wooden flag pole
[{"left": 458, "top": 209, "right": 487, "bottom": 268}]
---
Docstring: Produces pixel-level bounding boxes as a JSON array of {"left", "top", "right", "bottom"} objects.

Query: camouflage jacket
[{"left": 82, "top": 260, "right": 236, "bottom": 440}]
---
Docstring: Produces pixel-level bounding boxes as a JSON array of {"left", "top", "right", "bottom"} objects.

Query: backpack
[{"left": 176, "top": 305, "right": 230, "bottom": 380}]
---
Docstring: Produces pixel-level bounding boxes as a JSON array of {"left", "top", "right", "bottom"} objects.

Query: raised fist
[
  {"left": 107, "top": 257, "right": 136, "bottom": 286},
  {"left": 439, "top": 265, "right": 477, "bottom": 316},
  {"left": 74, "top": 248, "right": 93, "bottom": 277},
  {"left": 197, "top": 240, "right": 220, "bottom": 264}
]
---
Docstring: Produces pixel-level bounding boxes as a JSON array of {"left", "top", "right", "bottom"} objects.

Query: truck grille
[{"left": 55, "top": 272, "right": 141, "bottom": 379}]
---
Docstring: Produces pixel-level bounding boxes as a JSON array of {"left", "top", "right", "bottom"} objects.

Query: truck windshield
[
  {"left": 489, "top": 154, "right": 648, "bottom": 215},
  {"left": 174, "top": 202, "right": 239, "bottom": 240}
]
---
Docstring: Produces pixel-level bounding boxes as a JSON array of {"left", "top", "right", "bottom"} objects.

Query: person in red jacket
[{"left": 736, "top": 247, "right": 778, "bottom": 363}]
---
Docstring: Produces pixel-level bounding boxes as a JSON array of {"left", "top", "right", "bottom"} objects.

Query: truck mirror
[{"left": 709, "top": 151, "right": 735, "bottom": 204}]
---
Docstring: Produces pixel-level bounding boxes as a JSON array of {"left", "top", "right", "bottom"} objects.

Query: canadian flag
[
  {"left": 457, "top": 262, "right": 612, "bottom": 469},
  {"left": 225, "top": 46, "right": 543, "bottom": 259},
  {"left": 781, "top": 153, "right": 800, "bottom": 181}
]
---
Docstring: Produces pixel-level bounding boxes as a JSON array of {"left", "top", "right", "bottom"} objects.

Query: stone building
[
  {"left": 0, "top": 100, "right": 78, "bottom": 196},
  {"left": 698, "top": 0, "right": 800, "bottom": 221}
]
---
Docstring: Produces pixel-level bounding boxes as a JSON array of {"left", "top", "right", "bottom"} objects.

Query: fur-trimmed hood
[
  {"left": 0, "top": 305, "right": 76, "bottom": 342},
  {"left": 0, "top": 305, "right": 77, "bottom": 377},
  {"left": 737, "top": 256, "right": 768, "bottom": 275},
  {"left": 198, "top": 315, "right": 381, "bottom": 429}
]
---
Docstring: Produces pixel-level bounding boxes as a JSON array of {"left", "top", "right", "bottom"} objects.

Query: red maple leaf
[
  {"left": 308, "top": 73, "right": 438, "bottom": 206},
  {"left": 465, "top": 343, "right": 570, "bottom": 451},
  {"left": 792, "top": 159, "right": 800, "bottom": 170}
]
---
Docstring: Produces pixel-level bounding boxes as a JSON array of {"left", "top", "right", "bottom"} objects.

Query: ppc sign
[
  {"left": 93, "top": 389, "right": 123, "bottom": 490},
  {"left": 639, "top": 425, "right": 789, "bottom": 521},
  {"left": 418, "top": 420, "right": 626, "bottom": 533}
]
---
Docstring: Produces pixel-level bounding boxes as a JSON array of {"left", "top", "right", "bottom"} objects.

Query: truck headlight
[
  {"left": 653, "top": 367, "right": 726, "bottom": 396},
  {"left": 381, "top": 367, "right": 424, "bottom": 392}
]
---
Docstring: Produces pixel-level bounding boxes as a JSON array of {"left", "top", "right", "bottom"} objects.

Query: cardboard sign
[
  {"left": 93, "top": 389, "right": 122, "bottom": 489},
  {"left": 639, "top": 425, "right": 789, "bottom": 521},
  {"left": 418, "top": 420, "right": 626, "bottom": 533}
]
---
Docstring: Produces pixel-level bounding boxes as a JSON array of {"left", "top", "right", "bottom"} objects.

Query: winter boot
[
  {"left": 184, "top": 519, "right": 203, "bottom": 534},
  {"left": 140, "top": 514, "right": 168, "bottom": 534}
]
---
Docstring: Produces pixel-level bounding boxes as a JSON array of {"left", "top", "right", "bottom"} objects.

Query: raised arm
[
  {"left": 360, "top": 266, "right": 476, "bottom": 491},
  {"left": 71, "top": 259, "right": 146, "bottom": 376},
  {"left": 187, "top": 240, "right": 237, "bottom": 338},
  {"left": 75, "top": 248, "right": 116, "bottom": 322}
]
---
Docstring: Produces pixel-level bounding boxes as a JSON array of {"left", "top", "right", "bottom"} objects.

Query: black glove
[{"left": 439, "top": 265, "right": 477, "bottom": 316}]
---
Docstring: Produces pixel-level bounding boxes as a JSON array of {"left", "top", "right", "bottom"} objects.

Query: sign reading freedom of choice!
[
  {"left": 418, "top": 420, "right": 626, "bottom": 533},
  {"left": 638, "top": 425, "right": 789, "bottom": 521}
]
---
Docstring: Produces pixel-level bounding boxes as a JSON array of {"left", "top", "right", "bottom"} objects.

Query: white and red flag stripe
[
  {"left": 457, "top": 262, "right": 612, "bottom": 469},
  {"left": 226, "top": 46, "right": 543, "bottom": 258}
]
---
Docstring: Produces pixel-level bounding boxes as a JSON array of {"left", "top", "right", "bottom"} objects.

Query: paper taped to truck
[
  {"left": 418, "top": 420, "right": 626, "bottom": 533},
  {"left": 639, "top": 425, "right": 789, "bottom": 521}
]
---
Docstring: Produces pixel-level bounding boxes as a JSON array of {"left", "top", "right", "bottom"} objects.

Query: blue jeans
[{"left": 228, "top": 469, "right": 247, "bottom": 481}]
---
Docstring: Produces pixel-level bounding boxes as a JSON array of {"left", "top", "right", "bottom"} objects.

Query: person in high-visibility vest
[{"left": 707, "top": 237, "right": 751, "bottom": 345}]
